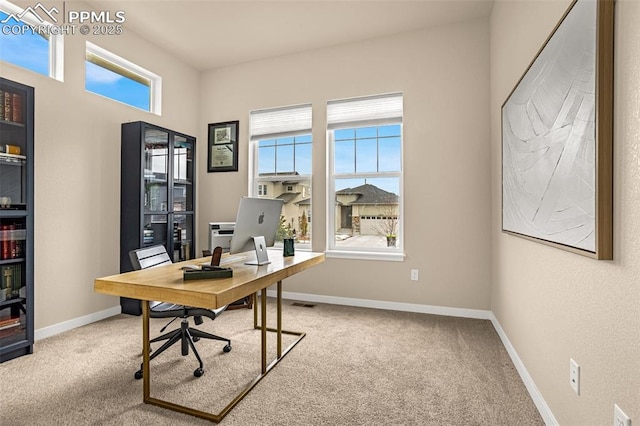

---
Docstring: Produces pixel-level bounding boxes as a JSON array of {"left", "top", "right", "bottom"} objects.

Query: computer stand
[{"left": 245, "top": 236, "right": 271, "bottom": 265}]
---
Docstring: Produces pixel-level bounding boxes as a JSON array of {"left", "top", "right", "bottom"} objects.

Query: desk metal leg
[
  {"left": 142, "top": 300, "right": 150, "bottom": 401},
  {"left": 261, "top": 287, "right": 267, "bottom": 374},
  {"left": 277, "top": 281, "right": 282, "bottom": 357},
  {"left": 143, "top": 285, "right": 306, "bottom": 423}
]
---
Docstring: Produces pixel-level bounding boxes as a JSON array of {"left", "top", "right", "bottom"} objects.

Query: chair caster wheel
[
  {"left": 194, "top": 368, "right": 204, "bottom": 377},
  {"left": 223, "top": 344, "right": 232, "bottom": 353},
  {"left": 134, "top": 370, "right": 143, "bottom": 380}
]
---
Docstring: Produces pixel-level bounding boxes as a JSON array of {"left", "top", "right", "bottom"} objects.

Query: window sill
[{"left": 325, "top": 250, "right": 405, "bottom": 262}]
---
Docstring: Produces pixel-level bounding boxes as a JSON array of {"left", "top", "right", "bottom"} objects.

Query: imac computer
[{"left": 228, "top": 197, "right": 284, "bottom": 265}]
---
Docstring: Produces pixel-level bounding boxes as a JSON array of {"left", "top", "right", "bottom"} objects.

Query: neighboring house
[
  {"left": 335, "top": 183, "right": 398, "bottom": 236},
  {"left": 257, "top": 172, "right": 311, "bottom": 241}
]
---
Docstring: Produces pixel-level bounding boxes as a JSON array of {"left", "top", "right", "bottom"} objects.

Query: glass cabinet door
[
  {"left": 143, "top": 128, "right": 169, "bottom": 213},
  {"left": 173, "top": 135, "right": 193, "bottom": 212}
]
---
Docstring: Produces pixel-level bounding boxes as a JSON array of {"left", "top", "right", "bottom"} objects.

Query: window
[
  {"left": 0, "top": 1, "right": 63, "bottom": 80},
  {"left": 327, "top": 93, "right": 403, "bottom": 260},
  {"left": 250, "top": 104, "right": 312, "bottom": 248},
  {"left": 85, "top": 42, "right": 161, "bottom": 114}
]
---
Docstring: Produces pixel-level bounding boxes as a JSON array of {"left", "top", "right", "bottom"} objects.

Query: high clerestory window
[
  {"left": 250, "top": 104, "right": 312, "bottom": 248},
  {"left": 327, "top": 92, "right": 404, "bottom": 261},
  {"left": 85, "top": 42, "right": 161, "bottom": 114},
  {"left": 0, "top": 0, "right": 63, "bottom": 81}
]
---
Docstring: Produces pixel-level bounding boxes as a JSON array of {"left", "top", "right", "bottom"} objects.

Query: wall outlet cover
[{"left": 569, "top": 358, "right": 580, "bottom": 395}]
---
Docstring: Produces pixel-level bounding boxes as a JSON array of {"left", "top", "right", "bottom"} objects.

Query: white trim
[
  {"left": 325, "top": 249, "right": 405, "bottom": 262},
  {"left": 267, "top": 290, "right": 492, "bottom": 320},
  {"left": 34, "top": 305, "right": 121, "bottom": 341},
  {"left": 490, "top": 313, "right": 559, "bottom": 426}
]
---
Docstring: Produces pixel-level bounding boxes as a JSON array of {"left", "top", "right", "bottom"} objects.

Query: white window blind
[
  {"left": 250, "top": 104, "right": 312, "bottom": 140},
  {"left": 327, "top": 92, "right": 403, "bottom": 130}
]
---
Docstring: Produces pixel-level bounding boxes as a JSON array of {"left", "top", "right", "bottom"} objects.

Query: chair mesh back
[{"left": 130, "top": 245, "right": 172, "bottom": 270}]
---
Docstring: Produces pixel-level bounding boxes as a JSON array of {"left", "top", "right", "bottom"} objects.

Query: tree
[
  {"left": 299, "top": 211, "right": 308, "bottom": 241},
  {"left": 375, "top": 205, "right": 399, "bottom": 247}
]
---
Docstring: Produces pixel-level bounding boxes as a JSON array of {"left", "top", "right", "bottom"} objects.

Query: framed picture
[
  {"left": 501, "top": 0, "right": 613, "bottom": 259},
  {"left": 207, "top": 121, "right": 239, "bottom": 172}
]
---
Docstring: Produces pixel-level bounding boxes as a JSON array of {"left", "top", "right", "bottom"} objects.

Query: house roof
[
  {"left": 259, "top": 172, "right": 300, "bottom": 178},
  {"left": 336, "top": 184, "right": 398, "bottom": 205},
  {"left": 276, "top": 192, "right": 301, "bottom": 204},
  {"left": 296, "top": 198, "right": 311, "bottom": 206}
]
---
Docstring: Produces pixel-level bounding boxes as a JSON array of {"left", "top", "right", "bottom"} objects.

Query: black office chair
[{"left": 129, "top": 245, "right": 232, "bottom": 379}]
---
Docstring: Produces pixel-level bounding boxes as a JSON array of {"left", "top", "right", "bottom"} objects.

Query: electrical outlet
[
  {"left": 614, "top": 404, "right": 631, "bottom": 426},
  {"left": 410, "top": 269, "right": 419, "bottom": 281},
  {"left": 569, "top": 358, "right": 580, "bottom": 395}
]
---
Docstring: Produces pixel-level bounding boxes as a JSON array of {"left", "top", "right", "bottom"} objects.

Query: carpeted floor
[{"left": 0, "top": 299, "right": 544, "bottom": 425}]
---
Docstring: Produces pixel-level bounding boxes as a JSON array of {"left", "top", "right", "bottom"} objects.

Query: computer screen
[{"left": 229, "top": 197, "right": 284, "bottom": 264}]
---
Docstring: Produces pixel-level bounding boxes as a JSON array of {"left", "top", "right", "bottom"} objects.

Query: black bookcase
[
  {"left": 0, "top": 78, "right": 34, "bottom": 362},
  {"left": 120, "top": 121, "right": 196, "bottom": 315}
]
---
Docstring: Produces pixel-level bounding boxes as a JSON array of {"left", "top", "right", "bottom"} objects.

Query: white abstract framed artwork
[{"left": 502, "top": 0, "right": 614, "bottom": 259}]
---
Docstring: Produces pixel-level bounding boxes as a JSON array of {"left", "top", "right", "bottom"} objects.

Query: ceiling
[{"left": 91, "top": 0, "right": 494, "bottom": 71}]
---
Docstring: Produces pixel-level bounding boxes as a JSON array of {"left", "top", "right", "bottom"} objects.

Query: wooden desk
[{"left": 94, "top": 250, "right": 325, "bottom": 423}]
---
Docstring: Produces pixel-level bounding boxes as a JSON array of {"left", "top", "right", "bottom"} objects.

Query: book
[
  {"left": 4, "top": 144, "right": 21, "bottom": 155},
  {"left": 0, "top": 89, "right": 3, "bottom": 121},
  {"left": 0, "top": 317, "right": 20, "bottom": 331},
  {"left": 11, "top": 93, "right": 22, "bottom": 123},
  {"left": 0, "top": 225, "right": 9, "bottom": 260},
  {"left": 3, "top": 91, "right": 11, "bottom": 122},
  {"left": 0, "top": 317, "right": 20, "bottom": 327},
  {"left": 11, "top": 264, "right": 22, "bottom": 298},
  {"left": 1, "top": 264, "right": 14, "bottom": 294}
]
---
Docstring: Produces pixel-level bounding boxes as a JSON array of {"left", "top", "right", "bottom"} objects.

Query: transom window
[
  {"left": 0, "top": 1, "right": 63, "bottom": 81},
  {"left": 85, "top": 42, "right": 162, "bottom": 114}
]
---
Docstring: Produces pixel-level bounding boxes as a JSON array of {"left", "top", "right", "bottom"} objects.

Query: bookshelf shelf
[
  {"left": 0, "top": 78, "right": 33, "bottom": 363},
  {"left": 120, "top": 121, "right": 196, "bottom": 315},
  {"left": 0, "top": 119, "right": 25, "bottom": 128}
]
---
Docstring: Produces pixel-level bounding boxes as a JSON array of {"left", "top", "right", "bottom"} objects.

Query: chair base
[{"left": 135, "top": 318, "right": 231, "bottom": 379}]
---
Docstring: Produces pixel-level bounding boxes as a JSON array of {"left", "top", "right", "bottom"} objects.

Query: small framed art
[{"left": 207, "top": 120, "right": 238, "bottom": 172}]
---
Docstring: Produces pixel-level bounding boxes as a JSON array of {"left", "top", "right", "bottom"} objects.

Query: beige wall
[
  {"left": 198, "top": 19, "right": 492, "bottom": 310},
  {"left": 1, "top": 0, "right": 200, "bottom": 329},
  {"left": 491, "top": 0, "right": 640, "bottom": 424}
]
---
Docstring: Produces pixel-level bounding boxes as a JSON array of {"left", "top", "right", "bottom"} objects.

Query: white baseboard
[
  {"left": 34, "top": 305, "right": 121, "bottom": 341},
  {"left": 489, "top": 312, "right": 558, "bottom": 426},
  {"left": 267, "top": 290, "right": 493, "bottom": 320}
]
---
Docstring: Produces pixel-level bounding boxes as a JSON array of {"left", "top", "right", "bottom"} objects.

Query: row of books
[
  {"left": 0, "top": 90, "right": 23, "bottom": 124},
  {"left": 1, "top": 263, "right": 23, "bottom": 301},
  {"left": 0, "top": 224, "right": 25, "bottom": 260}
]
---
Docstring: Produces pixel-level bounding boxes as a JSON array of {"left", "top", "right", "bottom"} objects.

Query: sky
[
  {"left": 0, "top": 11, "right": 150, "bottom": 112},
  {"left": 257, "top": 125, "right": 401, "bottom": 195}
]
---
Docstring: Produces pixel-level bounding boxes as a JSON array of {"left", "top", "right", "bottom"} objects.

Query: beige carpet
[{"left": 0, "top": 299, "right": 544, "bottom": 425}]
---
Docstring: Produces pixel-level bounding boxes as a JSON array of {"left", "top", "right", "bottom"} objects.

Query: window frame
[
  {"left": 249, "top": 104, "right": 313, "bottom": 249},
  {"left": 0, "top": 0, "right": 64, "bottom": 81},
  {"left": 85, "top": 41, "right": 162, "bottom": 115},
  {"left": 326, "top": 93, "right": 404, "bottom": 262}
]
